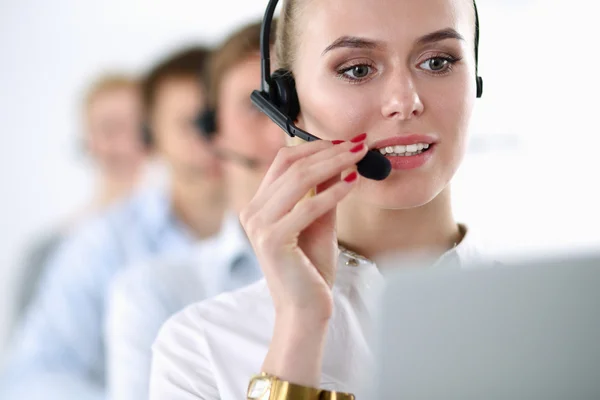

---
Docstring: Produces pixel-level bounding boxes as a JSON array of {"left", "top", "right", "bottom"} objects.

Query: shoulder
[
  {"left": 158, "top": 279, "right": 271, "bottom": 338},
  {"left": 154, "top": 279, "right": 272, "bottom": 358},
  {"left": 59, "top": 187, "right": 167, "bottom": 251},
  {"left": 109, "top": 257, "right": 200, "bottom": 311},
  {"left": 151, "top": 280, "right": 272, "bottom": 398}
]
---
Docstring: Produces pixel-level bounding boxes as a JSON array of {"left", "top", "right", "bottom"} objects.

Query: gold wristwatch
[{"left": 247, "top": 372, "right": 355, "bottom": 400}]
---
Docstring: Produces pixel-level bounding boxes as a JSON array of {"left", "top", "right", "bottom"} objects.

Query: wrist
[
  {"left": 276, "top": 306, "right": 332, "bottom": 328},
  {"left": 262, "top": 312, "right": 330, "bottom": 388}
]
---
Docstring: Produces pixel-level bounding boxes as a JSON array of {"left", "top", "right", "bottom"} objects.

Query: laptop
[{"left": 371, "top": 251, "right": 600, "bottom": 399}]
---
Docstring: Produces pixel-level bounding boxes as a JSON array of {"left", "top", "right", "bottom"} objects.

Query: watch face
[{"left": 248, "top": 377, "right": 271, "bottom": 399}]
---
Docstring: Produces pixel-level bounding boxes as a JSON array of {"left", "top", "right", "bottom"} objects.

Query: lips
[
  {"left": 371, "top": 134, "right": 437, "bottom": 149},
  {"left": 371, "top": 134, "right": 438, "bottom": 171}
]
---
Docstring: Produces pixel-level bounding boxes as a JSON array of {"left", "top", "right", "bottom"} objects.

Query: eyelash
[
  {"left": 335, "top": 54, "right": 462, "bottom": 83},
  {"left": 419, "top": 54, "right": 461, "bottom": 76},
  {"left": 335, "top": 61, "right": 376, "bottom": 84}
]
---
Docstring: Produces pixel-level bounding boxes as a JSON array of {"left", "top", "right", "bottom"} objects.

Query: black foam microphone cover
[
  {"left": 357, "top": 150, "right": 391, "bottom": 181},
  {"left": 196, "top": 109, "right": 217, "bottom": 139}
]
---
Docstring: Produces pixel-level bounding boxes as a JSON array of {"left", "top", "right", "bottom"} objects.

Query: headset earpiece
[
  {"left": 196, "top": 108, "right": 217, "bottom": 140},
  {"left": 142, "top": 123, "right": 153, "bottom": 148},
  {"left": 473, "top": 0, "right": 483, "bottom": 99},
  {"left": 270, "top": 69, "right": 301, "bottom": 121}
]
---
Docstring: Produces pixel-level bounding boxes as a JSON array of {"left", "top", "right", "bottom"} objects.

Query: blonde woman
[{"left": 151, "top": 0, "right": 487, "bottom": 398}]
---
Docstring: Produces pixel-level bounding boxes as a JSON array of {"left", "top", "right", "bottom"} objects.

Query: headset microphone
[
  {"left": 250, "top": 90, "right": 391, "bottom": 180},
  {"left": 249, "top": 0, "right": 391, "bottom": 181}
]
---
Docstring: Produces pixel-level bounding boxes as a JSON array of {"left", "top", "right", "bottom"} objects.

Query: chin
[
  {"left": 354, "top": 173, "right": 448, "bottom": 210},
  {"left": 182, "top": 165, "right": 222, "bottom": 180}
]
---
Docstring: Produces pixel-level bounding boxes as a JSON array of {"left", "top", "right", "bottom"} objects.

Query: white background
[{"left": 0, "top": 0, "right": 598, "bottom": 357}]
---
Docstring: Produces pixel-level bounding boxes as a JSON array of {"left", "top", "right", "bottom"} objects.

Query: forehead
[
  {"left": 88, "top": 87, "right": 138, "bottom": 114},
  {"left": 299, "top": 0, "right": 474, "bottom": 52},
  {"left": 222, "top": 55, "right": 261, "bottom": 86},
  {"left": 155, "top": 77, "right": 201, "bottom": 103}
]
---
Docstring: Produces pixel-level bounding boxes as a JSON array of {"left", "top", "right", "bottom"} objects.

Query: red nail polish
[
  {"left": 344, "top": 171, "right": 358, "bottom": 183},
  {"left": 332, "top": 140, "right": 344, "bottom": 145},
  {"left": 350, "top": 133, "right": 367, "bottom": 143},
  {"left": 350, "top": 143, "right": 365, "bottom": 153}
]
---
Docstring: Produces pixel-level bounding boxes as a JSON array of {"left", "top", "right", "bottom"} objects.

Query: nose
[{"left": 380, "top": 68, "right": 424, "bottom": 121}]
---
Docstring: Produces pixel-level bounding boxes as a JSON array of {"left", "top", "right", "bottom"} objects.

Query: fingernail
[
  {"left": 344, "top": 171, "right": 358, "bottom": 183},
  {"left": 350, "top": 133, "right": 367, "bottom": 143},
  {"left": 350, "top": 143, "right": 365, "bottom": 153},
  {"left": 332, "top": 140, "right": 345, "bottom": 145}
]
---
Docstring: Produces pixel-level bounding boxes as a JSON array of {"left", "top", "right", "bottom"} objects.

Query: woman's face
[{"left": 294, "top": 0, "right": 477, "bottom": 209}]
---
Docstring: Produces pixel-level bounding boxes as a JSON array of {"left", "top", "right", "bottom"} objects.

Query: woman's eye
[
  {"left": 420, "top": 57, "right": 452, "bottom": 72},
  {"left": 342, "top": 65, "right": 372, "bottom": 79}
]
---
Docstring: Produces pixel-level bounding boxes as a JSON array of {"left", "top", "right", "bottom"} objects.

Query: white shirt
[
  {"left": 105, "top": 214, "right": 261, "bottom": 400},
  {"left": 149, "top": 226, "right": 485, "bottom": 400}
]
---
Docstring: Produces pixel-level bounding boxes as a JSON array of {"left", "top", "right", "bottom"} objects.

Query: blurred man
[
  {"left": 105, "top": 20, "right": 284, "bottom": 400},
  {"left": 83, "top": 74, "right": 148, "bottom": 209},
  {"left": 0, "top": 47, "right": 225, "bottom": 399},
  {"left": 12, "top": 74, "right": 147, "bottom": 323}
]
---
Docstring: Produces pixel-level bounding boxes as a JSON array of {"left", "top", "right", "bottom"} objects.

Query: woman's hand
[{"left": 239, "top": 133, "right": 368, "bottom": 387}]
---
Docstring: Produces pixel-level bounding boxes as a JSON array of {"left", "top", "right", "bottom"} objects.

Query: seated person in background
[
  {"left": 149, "top": 0, "right": 490, "bottom": 398},
  {"left": 0, "top": 46, "right": 225, "bottom": 400},
  {"left": 12, "top": 73, "right": 147, "bottom": 324},
  {"left": 105, "top": 20, "right": 285, "bottom": 400}
]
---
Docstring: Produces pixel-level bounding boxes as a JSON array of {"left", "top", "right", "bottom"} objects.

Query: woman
[{"left": 150, "top": 0, "right": 485, "bottom": 398}]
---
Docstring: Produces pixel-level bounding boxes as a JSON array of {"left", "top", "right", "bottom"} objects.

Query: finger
[
  {"left": 269, "top": 171, "right": 359, "bottom": 244},
  {"left": 255, "top": 140, "right": 333, "bottom": 196},
  {"left": 241, "top": 139, "right": 335, "bottom": 234},
  {"left": 255, "top": 132, "right": 364, "bottom": 198},
  {"left": 256, "top": 144, "right": 365, "bottom": 228},
  {"left": 267, "top": 139, "right": 358, "bottom": 197},
  {"left": 248, "top": 139, "right": 360, "bottom": 222},
  {"left": 316, "top": 172, "right": 341, "bottom": 195}
]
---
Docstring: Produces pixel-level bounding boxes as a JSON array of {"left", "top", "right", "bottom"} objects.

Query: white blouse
[{"left": 150, "top": 227, "right": 485, "bottom": 400}]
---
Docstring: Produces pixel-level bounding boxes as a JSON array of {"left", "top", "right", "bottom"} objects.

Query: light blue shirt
[
  {"left": 105, "top": 213, "right": 261, "bottom": 400},
  {"left": 0, "top": 186, "right": 199, "bottom": 400}
]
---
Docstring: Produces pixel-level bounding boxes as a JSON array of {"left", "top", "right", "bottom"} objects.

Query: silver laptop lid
[{"left": 372, "top": 252, "right": 600, "bottom": 399}]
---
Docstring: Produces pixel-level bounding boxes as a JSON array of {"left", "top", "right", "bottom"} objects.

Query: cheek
[
  {"left": 426, "top": 78, "right": 474, "bottom": 140},
  {"left": 298, "top": 76, "right": 378, "bottom": 141},
  {"left": 218, "top": 108, "right": 255, "bottom": 147}
]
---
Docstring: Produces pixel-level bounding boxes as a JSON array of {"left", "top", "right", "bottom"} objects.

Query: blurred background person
[
  {"left": 0, "top": 46, "right": 225, "bottom": 400},
  {"left": 11, "top": 74, "right": 147, "bottom": 324},
  {"left": 105, "top": 19, "right": 285, "bottom": 400}
]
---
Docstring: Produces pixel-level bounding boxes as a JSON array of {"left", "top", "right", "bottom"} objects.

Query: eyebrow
[
  {"left": 322, "top": 36, "right": 382, "bottom": 55},
  {"left": 416, "top": 28, "right": 465, "bottom": 46},
  {"left": 322, "top": 28, "right": 465, "bottom": 56}
]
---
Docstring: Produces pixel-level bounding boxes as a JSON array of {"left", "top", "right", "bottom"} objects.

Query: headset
[
  {"left": 474, "top": 0, "right": 483, "bottom": 98},
  {"left": 142, "top": 123, "right": 153, "bottom": 148},
  {"left": 196, "top": 109, "right": 217, "bottom": 139},
  {"left": 207, "top": 0, "right": 483, "bottom": 180}
]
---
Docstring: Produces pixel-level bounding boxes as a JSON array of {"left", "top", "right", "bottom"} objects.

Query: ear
[{"left": 294, "top": 109, "right": 306, "bottom": 130}]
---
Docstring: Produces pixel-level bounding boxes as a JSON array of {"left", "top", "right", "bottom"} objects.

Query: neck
[
  {"left": 336, "top": 187, "right": 461, "bottom": 261},
  {"left": 170, "top": 176, "right": 225, "bottom": 239},
  {"left": 94, "top": 172, "right": 140, "bottom": 210}
]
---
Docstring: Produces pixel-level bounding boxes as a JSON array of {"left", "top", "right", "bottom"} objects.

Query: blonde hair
[{"left": 275, "top": 0, "right": 306, "bottom": 71}]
